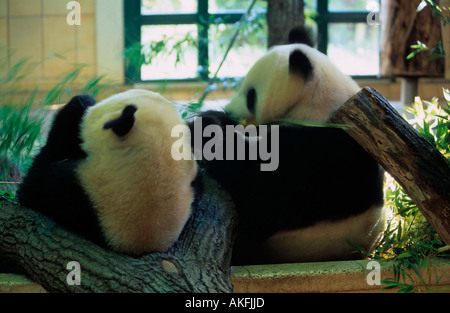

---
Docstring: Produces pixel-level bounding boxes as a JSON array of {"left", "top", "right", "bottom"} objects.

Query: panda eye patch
[{"left": 246, "top": 88, "right": 257, "bottom": 114}]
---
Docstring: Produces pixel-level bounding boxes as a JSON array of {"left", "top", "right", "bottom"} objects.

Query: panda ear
[
  {"left": 103, "top": 105, "right": 138, "bottom": 137},
  {"left": 289, "top": 49, "right": 313, "bottom": 81},
  {"left": 288, "top": 26, "right": 314, "bottom": 47}
]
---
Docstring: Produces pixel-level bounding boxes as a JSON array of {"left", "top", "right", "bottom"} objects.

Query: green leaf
[
  {"left": 397, "top": 252, "right": 413, "bottom": 258},
  {"left": 398, "top": 285, "right": 415, "bottom": 293}
]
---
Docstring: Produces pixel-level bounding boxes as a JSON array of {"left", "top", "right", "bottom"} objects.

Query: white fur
[
  {"left": 77, "top": 89, "right": 197, "bottom": 255},
  {"left": 261, "top": 205, "right": 385, "bottom": 263},
  {"left": 225, "top": 43, "right": 360, "bottom": 124}
]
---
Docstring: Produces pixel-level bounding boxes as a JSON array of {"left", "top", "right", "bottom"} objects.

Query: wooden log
[
  {"left": 0, "top": 174, "right": 237, "bottom": 293},
  {"left": 330, "top": 87, "right": 450, "bottom": 245},
  {"left": 380, "top": 0, "right": 444, "bottom": 78}
]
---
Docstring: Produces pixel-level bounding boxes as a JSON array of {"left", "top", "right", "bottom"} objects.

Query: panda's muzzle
[{"left": 103, "top": 104, "right": 138, "bottom": 137}]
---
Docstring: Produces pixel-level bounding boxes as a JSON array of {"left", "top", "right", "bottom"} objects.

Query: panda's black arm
[{"left": 43, "top": 95, "right": 96, "bottom": 161}]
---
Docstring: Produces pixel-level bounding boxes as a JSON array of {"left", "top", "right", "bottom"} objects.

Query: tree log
[
  {"left": 380, "top": 0, "right": 444, "bottom": 77},
  {"left": 0, "top": 174, "right": 237, "bottom": 293},
  {"left": 330, "top": 87, "right": 450, "bottom": 245}
]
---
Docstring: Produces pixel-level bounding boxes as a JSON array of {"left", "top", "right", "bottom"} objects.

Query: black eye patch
[{"left": 246, "top": 88, "right": 257, "bottom": 114}]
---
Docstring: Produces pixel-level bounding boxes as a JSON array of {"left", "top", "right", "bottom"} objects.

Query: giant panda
[
  {"left": 17, "top": 89, "right": 197, "bottom": 255},
  {"left": 190, "top": 27, "right": 385, "bottom": 265}
]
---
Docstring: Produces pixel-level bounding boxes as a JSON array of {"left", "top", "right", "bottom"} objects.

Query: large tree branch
[
  {"left": 330, "top": 87, "right": 450, "bottom": 245},
  {"left": 0, "top": 174, "right": 237, "bottom": 293}
]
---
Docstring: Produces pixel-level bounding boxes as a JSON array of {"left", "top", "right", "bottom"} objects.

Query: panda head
[
  {"left": 78, "top": 89, "right": 197, "bottom": 255},
  {"left": 225, "top": 27, "right": 360, "bottom": 124},
  {"left": 80, "top": 89, "right": 189, "bottom": 154}
]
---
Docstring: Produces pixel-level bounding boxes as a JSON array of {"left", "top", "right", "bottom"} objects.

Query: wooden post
[
  {"left": 330, "top": 87, "right": 450, "bottom": 245},
  {"left": 440, "top": 0, "right": 450, "bottom": 80},
  {"left": 380, "top": 0, "right": 444, "bottom": 78},
  {"left": 380, "top": 0, "right": 445, "bottom": 104},
  {"left": 400, "top": 77, "right": 418, "bottom": 106}
]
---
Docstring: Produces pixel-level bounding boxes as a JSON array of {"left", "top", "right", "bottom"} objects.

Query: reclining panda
[{"left": 191, "top": 27, "right": 386, "bottom": 265}]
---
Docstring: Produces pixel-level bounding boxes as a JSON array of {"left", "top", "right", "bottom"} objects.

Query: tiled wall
[{"left": 1, "top": 0, "right": 100, "bottom": 88}]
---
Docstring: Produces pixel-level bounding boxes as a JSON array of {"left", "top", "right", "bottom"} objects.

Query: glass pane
[
  {"left": 209, "top": 0, "right": 267, "bottom": 13},
  {"left": 209, "top": 18, "right": 267, "bottom": 78},
  {"left": 141, "top": 0, "right": 197, "bottom": 14},
  {"left": 329, "top": 0, "right": 380, "bottom": 12},
  {"left": 328, "top": 23, "right": 379, "bottom": 76},
  {"left": 141, "top": 25, "right": 198, "bottom": 80}
]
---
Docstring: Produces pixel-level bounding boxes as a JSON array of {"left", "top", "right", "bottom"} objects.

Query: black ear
[
  {"left": 288, "top": 26, "right": 314, "bottom": 47},
  {"left": 103, "top": 105, "right": 138, "bottom": 137},
  {"left": 289, "top": 49, "right": 313, "bottom": 80}
]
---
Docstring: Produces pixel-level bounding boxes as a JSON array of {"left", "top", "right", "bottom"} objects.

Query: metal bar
[
  {"left": 325, "top": 12, "right": 369, "bottom": 23},
  {"left": 140, "top": 13, "right": 246, "bottom": 25},
  {"left": 124, "top": 0, "right": 142, "bottom": 84},
  {"left": 141, "top": 14, "right": 198, "bottom": 25},
  {"left": 197, "top": 0, "right": 209, "bottom": 80},
  {"left": 317, "top": 0, "right": 328, "bottom": 54}
]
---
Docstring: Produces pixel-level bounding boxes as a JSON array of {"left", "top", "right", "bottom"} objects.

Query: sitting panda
[
  {"left": 17, "top": 89, "right": 197, "bottom": 255},
  {"left": 190, "top": 27, "right": 385, "bottom": 265}
]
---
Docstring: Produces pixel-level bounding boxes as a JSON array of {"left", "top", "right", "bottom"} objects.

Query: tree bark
[
  {"left": 330, "top": 87, "right": 450, "bottom": 245},
  {"left": 380, "top": 0, "right": 444, "bottom": 77},
  {"left": 267, "top": 0, "right": 305, "bottom": 48},
  {"left": 0, "top": 174, "right": 237, "bottom": 293}
]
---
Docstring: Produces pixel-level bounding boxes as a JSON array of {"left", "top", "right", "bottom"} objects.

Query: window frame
[
  {"left": 124, "top": 0, "right": 379, "bottom": 83},
  {"left": 316, "top": 0, "right": 379, "bottom": 79},
  {"left": 124, "top": 0, "right": 261, "bottom": 84}
]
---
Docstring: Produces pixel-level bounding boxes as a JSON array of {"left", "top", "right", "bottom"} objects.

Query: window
[
  {"left": 124, "top": 0, "right": 267, "bottom": 83},
  {"left": 314, "top": 0, "right": 381, "bottom": 76},
  {"left": 124, "top": 0, "right": 380, "bottom": 82}
]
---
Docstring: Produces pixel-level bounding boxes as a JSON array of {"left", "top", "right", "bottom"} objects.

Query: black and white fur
[
  {"left": 18, "top": 89, "right": 197, "bottom": 255},
  {"left": 190, "top": 27, "right": 385, "bottom": 265}
]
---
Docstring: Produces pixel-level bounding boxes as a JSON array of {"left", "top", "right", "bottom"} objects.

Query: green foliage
[
  {"left": 404, "top": 91, "right": 450, "bottom": 161},
  {"left": 138, "top": 32, "right": 198, "bottom": 68},
  {"left": 0, "top": 46, "right": 112, "bottom": 193},
  {"left": 408, "top": 1, "right": 449, "bottom": 61},
  {"left": 368, "top": 89, "right": 450, "bottom": 292},
  {"left": 0, "top": 190, "right": 18, "bottom": 207},
  {"left": 407, "top": 40, "right": 445, "bottom": 60},
  {"left": 418, "top": 0, "right": 450, "bottom": 26}
]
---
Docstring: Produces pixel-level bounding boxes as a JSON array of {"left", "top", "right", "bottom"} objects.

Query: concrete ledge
[
  {"left": 0, "top": 274, "right": 46, "bottom": 293},
  {"left": 231, "top": 258, "right": 450, "bottom": 293},
  {"left": 1, "top": 258, "right": 449, "bottom": 293}
]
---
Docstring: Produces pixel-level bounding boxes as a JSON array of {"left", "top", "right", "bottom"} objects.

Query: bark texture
[
  {"left": 380, "top": 0, "right": 444, "bottom": 77},
  {"left": 267, "top": 0, "right": 305, "bottom": 47}
]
